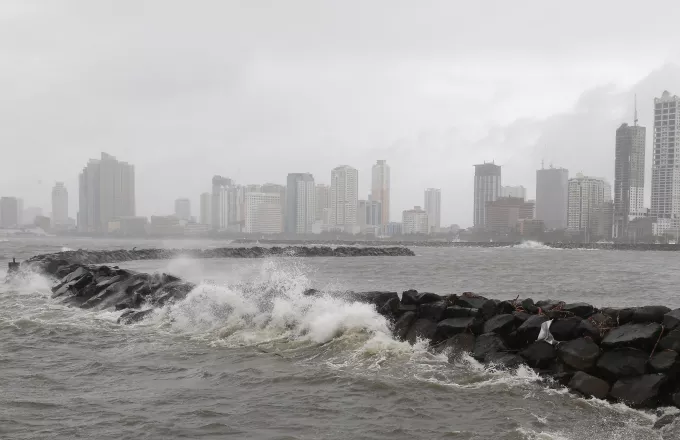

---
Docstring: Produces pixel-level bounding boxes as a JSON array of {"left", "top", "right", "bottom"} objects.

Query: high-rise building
[
  {"left": 286, "top": 173, "right": 316, "bottom": 234},
  {"left": 199, "top": 192, "right": 211, "bottom": 225},
  {"left": 52, "top": 182, "right": 68, "bottom": 227},
  {"left": 211, "top": 175, "right": 232, "bottom": 230},
  {"left": 315, "top": 184, "right": 330, "bottom": 222},
  {"left": 357, "top": 199, "right": 369, "bottom": 231},
  {"left": 473, "top": 162, "right": 501, "bottom": 227},
  {"left": 330, "top": 165, "right": 359, "bottom": 231},
  {"left": 262, "top": 183, "right": 286, "bottom": 230},
  {"left": 613, "top": 119, "right": 646, "bottom": 239},
  {"left": 371, "top": 160, "right": 390, "bottom": 225},
  {"left": 424, "top": 188, "right": 441, "bottom": 233},
  {"left": 78, "top": 153, "right": 135, "bottom": 232},
  {"left": 402, "top": 206, "right": 429, "bottom": 234},
  {"left": 485, "top": 197, "right": 535, "bottom": 233},
  {"left": 651, "top": 91, "right": 680, "bottom": 234},
  {"left": 536, "top": 166, "right": 569, "bottom": 230},
  {"left": 567, "top": 173, "right": 612, "bottom": 240},
  {"left": 174, "top": 198, "right": 191, "bottom": 221},
  {"left": 501, "top": 185, "right": 527, "bottom": 200},
  {"left": 0, "top": 197, "right": 20, "bottom": 228},
  {"left": 244, "top": 192, "right": 282, "bottom": 234},
  {"left": 367, "top": 200, "right": 382, "bottom": 227}
]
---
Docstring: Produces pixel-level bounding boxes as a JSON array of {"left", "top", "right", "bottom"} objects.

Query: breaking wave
[{"left": 511, "top": 241, "right": 556, "bottom": 250}]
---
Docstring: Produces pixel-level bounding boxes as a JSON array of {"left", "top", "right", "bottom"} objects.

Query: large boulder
[
  {"left": 568, "top": 371, "right": 610, "bottom": 399},
  {"left": 405, "top": 319, "right": 438, "bottom": 344},
  {"left": 436, "top": 333, "right": 476, "bottom": 362},
  {"left": 472, "top": 333, "right": 508, "bottom": 362},
  {"left": 663, "top": 309, "right": 680, "bottom": 331},
  {"left": 401, "top": 290, "right": 443, "bottom": 306},
  {"left": 378, "top": 296, "right": 400, "bottom": 317},
  {"left": 549, "top": 317, "right": 582, "bottom": 341},
  {"left": 632, "top": 306, "right": 671, "bottom": 324},
  {"left": 558, "top": 337, "right": 601, "bottom": 371},
  {"left": 434, "top": 317, "right": 479, "bottom": 341},
  {"left": 486, "top": 352, "right": 525, "bottom": 370},
  {"left": 596, "top": 348, "right": 648, "bottom": 381},
  {"left": 454, "top": 295, "right": 496, "bottom": 318},
  {"left": 601, "top": 307, "right": 634, "bottom": 326},
  {"left": 419, "top": 300, "right": 448, "bottom": 322},
  {"left": 520, "top": 341, "right": 557, "bottom": 368},
  {"left": 649, "top": 350, "right": 679, "bottom": 374},
  {"left": 660, "top": 329, "right": 680, "bottom": 352},
  {"left": 515, "top": 315, "right": 549, "bottom": 345},
  {"left": 601, "top": 323, "right": 662, "bottom": 350},
  {"left": 562, "top": 302, "right": 595, "bottom": 319},
  {"left": 610, "top": 374, "right": 666, "bottom": 407},
  {"left": 442, "top": 306, "right": 480, "bottom": 319},
  {"left": 393, "top": 311, "right": 416, "bottom": 340},
  {"left": 482, "top": 314, "right": 516, "bottom": 335}
]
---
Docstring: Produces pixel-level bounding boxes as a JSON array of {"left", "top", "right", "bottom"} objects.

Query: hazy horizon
[{"left": 2, "top": 1, "right": 680, "bottom": 227}]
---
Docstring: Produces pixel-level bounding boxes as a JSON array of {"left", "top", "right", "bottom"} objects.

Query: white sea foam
[
  {"left": 61, "top": 246, "right": 74, "bottom": 251},
  {"left": 512, "top": 240, "right": 555, "bottom": 250}
]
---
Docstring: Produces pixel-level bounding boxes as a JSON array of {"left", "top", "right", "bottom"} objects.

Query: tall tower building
[
  {"left": 78, "top": 153, "right": 135, "bottom": 233},
  {"left": 536, "top": 166, "right": 569, "bottom": 230},
  {"left": 286, "top": 173, "right": 316, "bottom": 234},
  {"left": 613, "top": 108, "right": 646, "bottom": 239},
  {"left": 262, "top": 183, "right": 287, "bottom": 230},
  {"left": 199, "top": 192, "right": 211, "bottom": 225},
  {"left": 51, "top": 182, "right": 69, "bottom": 226},
  {"left": 315, "top": 184, "right": 330, "bottom": 221},
  {"left": 473, "top": 162, "right": 501, "bottom": 227},
  {"left": 424, "top": 188, "right": 441, "bottom": 233},
  {"left": 174, "top": 198, "right": 191, "bottom": 221},
  {"left": 330, "top": 165, "right": 359, "bottom": 230},
  {"left": 651, "top": 91, "right": 680, "bottom": 234},
  {"left": 0, "top": 197, "right": 20, "bottom": 228},
  {"left": 211, "top": 175, "right": 232, "bottom": 230},
  {"left": 244, "top": 192, "right": 282, "bottom": 234},
  {"left": 567, "top": 173, "right": 612, "bottom": 239},
  {"left": 371, "top": 160, "right": 390, "bottom": 225}
]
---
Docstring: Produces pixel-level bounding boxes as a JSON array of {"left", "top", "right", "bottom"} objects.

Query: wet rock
[
  {"left": 401, "top": 290, "right": 443, "bottom": 306},
  {"left": 454, "top": 295, "right": 496, "bottom": 318},
  {"left": 601, "top": 323, "right": 662, "bottom": 350},
  {"left": 649, "top": 350, "right": 679, "bottom": 374},
  {"left": 549, "top": 317, "right": 582, "bottom": 341},
  {"left": 663, "top": 309, "right": 680, "bottom": 331},
  {"left": 653, "top": 414, "right": 679, "bottom": 430},
  {"left": 398, "top": 304, "right": 418, "bottom": 314},
  {"left": 378, "top": 296, "right": 400, "bottom": 317},
  {"left": 521, "top": 298, "right": 538, "bottom": 313},
  {"left": 442, "top": 306, "right": 480, "bottom": 319},
  {"left": 610, "top": 374, "right": 666, "bottom": 407},
  {"left": 512, "top": 311, "right": 531, "bottom": 323},
  {"left": 660, "top": 329, "right": 680, "bottom": 352},
  {"left": 515, "top": 315, "right": 549, "bottom": 345},
  {"left": 558, "top": 337, "right": 601, "bottom": 371},
  {"left": 535, "top": 299, "right": 561, "bottom": 311},
  {"left": 405, "top": 319, "right": 438, "bottom": 344},
  {"left": 589, "top": 313, "right": 613, "bottom": 327},
  {"left": 117, "top": 309, "right": 155, "bottom": 324},
  {"left": 568, "top": 371, "right": 610, "bottom": 399},
  {"left": 483, "top": 314, "right": 516, "bottom": 335},
  {"left": 472, "top": 333, "right": 508, "bottom": 362},
  {"left": 486, "top": 352, "right": 524, "bottom": 369},
  {"left": 434, "top": 317, "right": 478, "bottom": 341},
  {"left": 436, "top": 333, "right": 476, "bottom": 362},
  {"left": 601, "top": 307, "right": 635, "bottom": 326},
  {"left": 633, "top": 306, "right": 671, "bottom": 324},
  {"left": 576, "top": 319, "right": 602, "bottom": 343},
  {"left": 562, "top": 303, "right": 595, "bottom": 319},
  {"left": 596, "top": 348, "right": 648, "bottom": 381},
  {"left": 496, "top": 301, "right": 515, "bottom": 315},
  {"left": 673, "top": 392, "right": 680, "bottom": 409},
  {"left": 393, "top": 311, "right": 417, "bottom": 340},
  {"left": 419, "top": 300, "right": 448, "bottom": 322},
  {"left": 520, "top": 341, "right": 557, "bottom": 368}
]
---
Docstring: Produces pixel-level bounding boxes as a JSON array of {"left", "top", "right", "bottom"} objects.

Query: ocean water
[{"left": 2, "top": 237, "right": 680, "bottom": 440}]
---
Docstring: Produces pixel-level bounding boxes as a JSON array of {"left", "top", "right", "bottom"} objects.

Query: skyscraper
[
  {"left": 424, "top": 188, "right": 441, "bottom": 233},
  {"left": 473, "top": 162, "right": 501, "bottom": 227},
  {"left": 286, "top": 173, "right": 315, "bottom": 234},
  {"left": 315, "top": 184, "right": 330, "bottom": 221},
  {"left": 402, "top": 206, "right": 429, "bottom": 234},
  {"left": 199, "top": 192, "right": 211, "bottom": 225},
  {"left": 651, "top": 91, "right": 680, "bottom": 234},
  {"left": 613, "top": 117, "right": 646, "bottom": 239},
  {"left": 0, "top": 197, "right": 20, "bottom": 228},
  {"left": 51, "top": 182, "right": 68, "bottom": 226},
  {"left": 371, "top": 160, "right": 390, "bottom": 225},
  {"left": 211, "top": 175, "right": 232, "bottom": 230},
  {"left": 244, "top": 192, "right": 282, "bottom": 234},
  {"left": 501, "top": 185, "right": 527, "bottom": 200},
  {"left": 330, "top": 165, "right": 359, "bottom": 231},
  {"left": 261, "top": 183, "right": 287, "bottom": 230},
  {"left": 78, "top": 153, "right": 135, "bottom": 232},
  {"left": 174, "top": 198, "right": 191, "bottom": 221},
  {"left": 536, "top": 166, "right": 569, "bottom": 230},
  {"left": 567, "top": 173, "right": 612, "bottom": 239}
]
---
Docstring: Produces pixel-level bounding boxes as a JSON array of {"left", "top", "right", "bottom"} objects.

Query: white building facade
[
  {"left": 244, "top": 192, "right": 282, "bottom": 234},
  {"left": 51, "top": 182, "right": 68, "bottom": 227},
  {"left": 424, "top": 188, "right": 441, "bottom": 233},
  {"left": 651, "top": 91, "right": 680, "bottom": 234},
  {"left": 567, "top": 173, "right": 612, "bottom": 237},
  {"left": 371, "top": 160, "right": 390, "bottom": 225},
  {"left": 402, "top": 206, "right": 429, "bottom": 234},
  {"left": 330, "top": 165, "right": 359, "bottom": 232}
]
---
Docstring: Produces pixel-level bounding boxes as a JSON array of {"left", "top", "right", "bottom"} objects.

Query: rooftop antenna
[{"left": 634, "top": 94, "right": 638, "bottom": 127}]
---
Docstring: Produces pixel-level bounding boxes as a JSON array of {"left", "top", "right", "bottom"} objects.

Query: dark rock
[
  {"left": 610, "top": 374, "right": 666, "bottom": 407},
  {"left": 114, "top": 303, "right": 130, "bottom": 310},
  {"left": 442, "top": 306, "right": 480, "bottom": 319},
  {"left": 512, "top": 311, "right": 531, "bottom": 323},
  {"left": 568, "top": 371, "right": 610, "bottom": 399},
  {"left": 601, "top": 307, "right": 635, "bottom": 326},
  {"left": 660, "top": 329, "right": 680, "bottom": 352},
  {"left": 520, "top": 341, "right": 557, "bottom": 368},
  {"left": 576, "top": 319, "right": 602, "bottom": 342},
  {"left": 596, "top": 348, "right": 648, "bottom": 381},
  {"left": 663, "top": 309, "right": 680, "bottom": 331},
  {"left": 521, "top": 298, "right": 538, "bottom": 313},
  {"left": 419, "top": 300, "right": 448, "bottom": 322},
  {"left": 673, "top": 392, "right": 680, "bottom": 409},
  {"left": 117, "top": 309, "right": 155, "bottom": 324},
  {"left": 393, "top": 311, "right": 417, "bottom": 340},
  {"left": 434, "top": 317, "right": 478, "bottom": 341},
  {"left": 483, "top": 314, "right": 516, "bottom": 335},
  {"left": 562, "top": 302, "right": 595, "bottom": 318},
  {"left": 550, "top": 317, "right": 582, "bottom": 341},
  {"left": 436, "top": 333, "right": 476, "bottom": 362},
  {"left": 649, "top": 350, "right": 679, "bottom": 374},
  {"left": 632, "top": 306, "right": 671, "bottom": 324},
  {"left": 515, "top": 315, "right": 549, "bottom": 345},
  {"left": 472, "top": 333, "right": 508, "bottom": 362},
  {"left": 601, "top": 323, "right": 662, "bottom": 350},
  {"left": 454, "top": 294, "right": 496, "bottom": 318},
  {"left": 535, "top": 299, "right": 561, "bottom": 311},
  {"left": 303, "top": 288, "right": 319, "bottom": 296},
  {"left": 401, "top": 290, "right": 442, "bottom": 306},
  {"left": 486, "top": 352, "right": 525, "bottom": 369},
  {"left": 653, "top": 414, "right": 679, "bottom": 430},
  {"left": 589, "top": 313, "right": 613, "bottom": 327},
  {"left": 496, "top": 301, "right": 515, "bottom": 315},
  {"left": 405, "top": 319, "right": 438, "bottom": 344},
  {"left": 558, "top": 337, "right": 601, "bottom": 371},
  {"left": 398, "top": 304, "right": 418, "bottom": 314},
  {"left": 378, "top": 296, "right": 400, "bottom": 317}
]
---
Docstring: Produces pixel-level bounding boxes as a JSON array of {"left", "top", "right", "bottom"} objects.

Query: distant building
[
  {"left": 78, "top": 153, "right": 135, "bottom": 233},
  {"left": 424, "top": 188, "right": 441, "bottom": 233},
  {"left": 330, "top": 165, "right": 359, "bottom": 232},
  {"left": 244, "top": 192, "right": 282, "bottom": 234},
  {"left": 501, "top": 185, "right": 527, "bottom": 200},
  {"left": 651, "top": 91, "right": 680, "bottom": 234},
  {"left": 384, "top": 222, "right": 403, "bottom": 237},
  {"left": 517, "top": 219, "right": 545, "bottom": 237},
  {"left": 613, "top": 121, "right": 646, "bottom": 239},
  {"left": 147, "top": 215, "right": 184, "bottom": 236},
  {"left": 174, "top": 198, "right": 191, "bottom": 221},
  {"left": 0, "top": 197, "right": 20, "bottom": 228},
  {"left": 357, "top": 199, "right": 369, "bottom": 232},
  {"left": 286, "top": 173, "right": 316, "bottom": 234},
  {"left": 34, "top": 215, "right": 51, "bottom": 231},
  {"left": 485, "top": 197, "right": 534, "bottom": 233},
  {"left": 211, "top": 175, "right": 232, "bottom": 230},
  {"left": 367, "top": 200, "right": 382, "bottom": 228},
  {"left": 371, "top": 160, "right": 390, "bottom": 225},
  {"left": 107, "top": 216, "right": 148, "bottom": 236},
  {"left": 473, "top": 162, "right": 501, "bottom": 227},
  {"left": 315, "top": 184, "right": 330, "bottom": 222},
  {"left": 567, "top": 173, "right": 612, "bottom": 240},
  {"left": 402, "top": 206, "right": 429, "bottom": 234},
  {"left": 261, "top": 183, "right": 286, "bottom": 230},
  {"left": 52, "top": 182, "right": 68, "bottom": 227},
  {"left": 199, "top": 192, "right": 211, "bottom": 225},
  {"left": 536, "top": 166, "right": 569, "bottom": 230},
  {"left": 22, "top": 207, "right": 43, "bottom": 225}
]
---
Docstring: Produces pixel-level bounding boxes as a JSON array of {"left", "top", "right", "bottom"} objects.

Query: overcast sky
[{"left": 2, "top": 0, "right": 680, "bottom": 227}]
